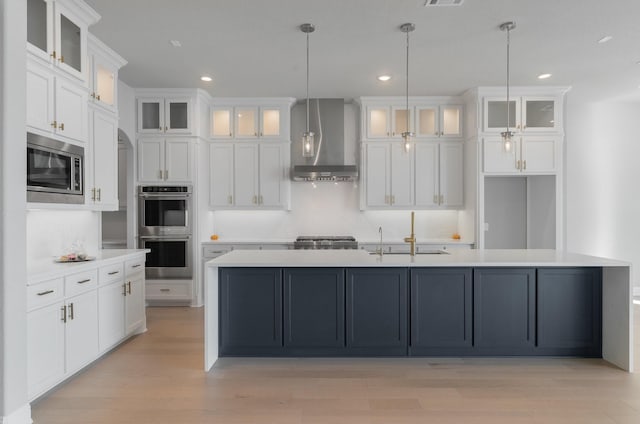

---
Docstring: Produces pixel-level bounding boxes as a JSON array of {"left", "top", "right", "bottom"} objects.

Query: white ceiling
[{"left": 85, "top": 0, "right": 640, "bottom": 100}]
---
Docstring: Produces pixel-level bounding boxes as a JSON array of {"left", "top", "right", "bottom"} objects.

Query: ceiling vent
[{"left": 424, "top": 0, "right": 464, "bottom": 6}]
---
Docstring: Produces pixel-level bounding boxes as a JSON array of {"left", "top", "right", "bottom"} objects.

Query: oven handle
[
  {"left": 138, "top": 194, "right": 191, "bottom": 199},
  {"left": 140, "top": 235, "right": 192, "bottom": 240}
]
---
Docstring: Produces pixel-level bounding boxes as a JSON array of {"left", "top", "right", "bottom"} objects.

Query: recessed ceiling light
[
  {"left": 537, "top": 73, "right": 552, "bottom": 80},
  {"left": 598, "top": 35, "right": 613, "bottom": 44},
  {"left": 169, "top": 40, "right": 182, "bottom": 47},
  {"left": 377, "top": 75, "right": 391, "bottom": 82},
  {"left": 200, "top": 76, "right": 212, "bottom": 82}
]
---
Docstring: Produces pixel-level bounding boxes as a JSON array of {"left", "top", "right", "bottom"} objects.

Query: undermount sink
[{"left": 369, "top": 250, "right": 450, "bottom": 255}]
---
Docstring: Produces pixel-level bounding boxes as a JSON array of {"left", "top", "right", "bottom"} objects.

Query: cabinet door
[
  {"left": 91, "top": 110, "right": 118, "bottom": 209},
  {"left": 391, "top": 106, "right": 413, "bottom": 138},
  {"left": 410, "top": 268, "right": 472, "bottom": 351},
  {"left": 27, "top": 0, "right": 54, "bottom": 63},
  {"left": 27, "top": 302, "right": 65, "bottom": 399},
  {"left": 125, "top": 274, "right": 145, "bottom": 335},
  {"left": 53, "top": 2, "right": 86, "bottom": 80},
  {"left": 233, "top": 143, "right": 259, "bottom": 207},
  {"left": 165, "top": 138, "right": 193, "bottom": 182},
  {"left": 416, "top": 106, "right": 438, "bottom": 138},
  {"left": 137, "top": 98, "right": 164, "bottom": 133},
  {"left": 284, "top": 268, "right": 345, "bottom": 348},
  {"left": 26, "top": 60, "right": 55, "bottom": 134},
  {"left": 474, "top": 268, "right": 536, "bottom": 351},
  {"left": 258, "top": 144, "right": 283, "bottom": 207},
  {"left": 537, "top": 268, "right": 601, "bottom": 353},
  {"left": 364, "top": 143, "right": 390, "bottom": 207},
  {"left": 90, "top": 52, "right": 117, "bottom": 113},
  {"left": 439, "top": 142, "right": 464, "bottom": 207},
  {"left": 390, "top": 143, "right": 414, "bottom": 206},
  {"left": 414, "top": 143, "right": 439, "bottom": 207},
  {"left": 366, "top": 107, "right": 390, "bottom": 138},
  {"left": 260, "top": 107, "right": 281, "bottom": 138},
  {"left": 137, "top": 138, "right": 164, "bottom": 182},
  {"left": 346, "top": 268, "right": 407, "bottom": 350},
  {"left": 484, "top": 98, "right": 520, "bottom": 133},
  {"left": 98, "top": 280, "right": 125, "bottom": 352},
  {"left": 440, "top": 105, "right": 463, "bottom": 137},
  {"left": 219, "top": 268, "right": 282, "bottom": 352},
  {"left": 234, "top": 107, "right": 258, "bottom": 138},
  {"left": 210, "top": 106, "right": 233, "bottom": 138},
  {"left": 521, "top": 97, "right": 558, "bottom": 132},
  {"left": 55, "top": 77, "right": 88, "bottom": 143},
  {"left": 521, "top": 136, "right": 557, "bottom": 174},
  {"left": 209, "top": 143, "right": 235, "bottom": 207},
  {"left": 165, "top": 97, "right": 191, "bottom": 134},
  {"left": 483, "top": 137, "right": 518, "bottom": 174},
  {"left": 65, "top": 290, "right": 99, "bottom": 374}
]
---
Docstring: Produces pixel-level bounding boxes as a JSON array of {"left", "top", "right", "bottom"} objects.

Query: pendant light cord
[
  {"left": 306, "top": 30, "right": 310, "bottom": 134},
  {"left": 405, "top": 28, "right": 410, "bottom": 132},
  {"left": 505, "top": 25, "right": 511, "bottom": 133}
]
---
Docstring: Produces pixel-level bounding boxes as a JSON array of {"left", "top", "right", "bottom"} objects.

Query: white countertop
[
  {"left": 28, "top": 249, "right": 149, "bottom": 284},
  {"left": 206, "top": 249, "right": 630, "bottom": 268}
]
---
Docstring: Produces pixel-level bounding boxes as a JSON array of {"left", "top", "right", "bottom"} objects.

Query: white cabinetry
[
  {"left": 365, "top": 105, "right": 412, "bottom": 139},
  {"left": 416, "top": 104, "right": 463, "bottom": 139},
  {"left": 483, "top": 96, "right": 561, "bottom": 134},
  {"left": 362, "top": 142, "right": 414, "bottom": 208},
  {"left": 210, "top": 98, "right": 293, "bottom": 140},
  {"left": 26, "top": 58, "right": 87, "bottom": 144},
  {"left": 415, "top": 142, "right": 463, "bottom": 208},
  {"left": 483, "top": 136, "right": 558, "bottom": 175},
  {"left": 26, "top": 0, "right": 99, "bottom": 81},
  {"left": 138, "top": 138, "right": 193, "bottom": 183},
  {"left": 209, "top": 142, "right": 289, "bottom": 209},
  {"left": 137, "top": 97, "right": 193, "bottom": 134},
  {"left": 87, "top": 109, "right": 118, "bottom": 208},
  {"left": 87, "top": 34, "right": 126, "bottom": 114},
  {"left": 27, "top": 253, "right": 147, "bottom": 401}
]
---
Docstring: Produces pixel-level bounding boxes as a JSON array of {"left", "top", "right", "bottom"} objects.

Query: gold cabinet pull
[
  {"left": 58, "top": 122, "right": 64, "bottom": 131},
  {"left": 68, "top": 302, "right": 74, "bottom": 320},
  {"left": 252, "top": 195, "right": 257, "bottom": 204},
  {"left": 122, "top": 283, "right": 127, "bottom": 296},
  {"left": 96, "top": 94, "right": 101, "bottom": 101},
  {"left": 440, "top": 194, "right": 444, "bottom": 204},
  {"left": 51, "top": 120, "right": 57, "bottom": 128},
  {"left": 37, "top": 289, "right": 54, "bottom": 296},
  {"left": 97, "top": 188, "right": 101, "bottom": 201},
  {"left": 91, "top": 92, "right": 96, "bottom": 99},
  {"left": 91, "top": 188, "right": 96, "bottom": 201},
  {"left": 127, "top": 281, "right": 132, "bottom": 295},
  {"left": 165, "top": 126, "right": 168, "bottom": 132},
  {"left": 259, "top": 195, "right": 263, "bottom": 205},
  {"left": 158, "top": 170, "right": 163, "bottom": 179},
  {"left": 228, "top": 195, "right": 233, "bottom": 204},
  {"left": 516, "top": 160, "right": 521, "bottom": 170},
  {"left": 164, "top": 170, "right": 168, "bottom": 180},
  {"left": 59, "top": 55, "right": 64, "bottom": 63},
  {"left": 50, "top": 50, "right": 57, "bottom": 59},
  {"left": 433, "top": 195, "right": 438, "bottom": 204},
  {"left": 523, "top": 160, "right": 527, "bottom": 170},
  {"left": 391, "top": 195, "right": 395, "bottom": 205},
  {"left": 61, "top": 305, "right": 67, "bottom": 323},
  {"left": 229, "top": 132, "right": 232, "bottom": 137}
]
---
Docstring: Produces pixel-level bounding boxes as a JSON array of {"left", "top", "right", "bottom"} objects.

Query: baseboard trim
[{"left": 1, "top": 403, "right": 32, "bottom": 424}]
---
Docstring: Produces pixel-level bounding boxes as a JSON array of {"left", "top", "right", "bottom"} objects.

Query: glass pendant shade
[
  {"left": 500, "top": 21, "right": 516, "bottom": 154},
  {"left": 501, "top": 130, "right": 514, "bottom": 153},
  {"left": 302, "top": 131, "right": 315, "bottom": 157},
  {"left": 402, "top": 131, "right": 414, "bottom": 153},
  {"left": 400, "top": 23, "right": 415, "bottom": 154}
]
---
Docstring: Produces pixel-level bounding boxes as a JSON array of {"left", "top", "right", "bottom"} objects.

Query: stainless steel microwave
[{"left": 27, "top": 133, "right": 84, "bottom": 204}]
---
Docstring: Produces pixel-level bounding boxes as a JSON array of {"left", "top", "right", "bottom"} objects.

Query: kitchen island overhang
[{"left": 204, "top": 249, "right": 632, "bottom": 372}]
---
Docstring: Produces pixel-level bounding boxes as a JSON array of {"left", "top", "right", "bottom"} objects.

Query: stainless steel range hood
[{"left": 290, "top": 98, "right": 359, "bottom": 182}]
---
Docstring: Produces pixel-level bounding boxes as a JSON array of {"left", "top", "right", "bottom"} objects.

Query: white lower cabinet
[
  {"left": 27, "top": 253, "right": 146, "bottom": 401},
  {"left": 483, "top": 136, "right": 558, "bottom": 175},
  {"left": 209, "top": 142, "right": 288, "bottom": 209},
  {"left": 415, "top": 142, "right": 463, "bottom": 208}
]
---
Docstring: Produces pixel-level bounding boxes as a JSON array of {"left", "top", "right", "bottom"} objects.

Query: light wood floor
[{"left": 32, "top": 306, "right": 640, "bottom": 424}]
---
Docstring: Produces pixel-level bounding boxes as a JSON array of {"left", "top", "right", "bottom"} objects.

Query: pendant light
[
  {"left": 300, "top": 23, "right": 315, "bottom": 158},
  {"left": 400, "top": 23, "right": 415, "bottom": 153},
  {"left": 500, "top": 21, "right": 516, "bottom": 153}
]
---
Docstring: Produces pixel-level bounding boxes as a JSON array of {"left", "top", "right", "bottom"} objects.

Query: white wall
[
  {"left": 565, "top": 94, "right": 640, "bottom": 289},
  {"left": 202, "top": 182, "right": 461, "bottom": 243}
]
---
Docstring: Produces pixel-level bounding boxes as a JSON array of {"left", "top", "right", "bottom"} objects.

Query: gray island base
[{"left": 204, "top": 249, "right": 632, "bottom": 372}]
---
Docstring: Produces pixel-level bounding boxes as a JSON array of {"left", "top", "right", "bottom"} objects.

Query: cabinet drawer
[
  {"left": 125, "top": 257, "right": 145, "bottom": 277},
  {"left": 203, "top": 245, "right": 232, "bottom": 258},
  {"left": 146, "top": 282, "right": 191, "bottom": 300},
  {"left": 99, "top": 263, "right": 124, "bottom": 285},
  {"left": 27, "top": 278, "right": 64, "bottom": 311},
  {"left": 64, "top": 269, "right": 98, "bottom": 297}
]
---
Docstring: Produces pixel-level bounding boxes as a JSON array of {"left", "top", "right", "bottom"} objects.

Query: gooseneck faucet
[
  {"left": 404, "top": 211, "right": 416, "bottom": 256},
  {"left": 377, "top": 226, "right": 383, "bottom": 257}
]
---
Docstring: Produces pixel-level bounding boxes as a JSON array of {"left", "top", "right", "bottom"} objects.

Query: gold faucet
[{"left": 404, "top": 211, "right": 416, "bottom": 256}]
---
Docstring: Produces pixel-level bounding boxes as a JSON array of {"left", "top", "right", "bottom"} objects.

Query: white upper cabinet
[
  {"left": 87, "top": 34, "right": 126, "bottom": 114},
  {"left": 87, "top": 108, "right": 118, "bottom": 209},
  {"left": 210, "top": 100, "right": 293, "bottom": 140},
  {"left": 484, "top": 96, "right": 560, "bottom": 134},
  {"left": 26, "top": 0, "right": 99, "bottom": 82},
  {"left": 365, "top": 105, "right": 413, "bottom": 139},
  {"left": 138, "top": 138, "right": 193, "bottom": 183},
  {"left": 362, "top": 142, "right": 414, "bottom": 208},
  {"left": 27, "top": 58, "right": 87, "bottom": 144},
  {"left": 137, "top": 97, "right": 193, "bottom": 134},
  {"left": 483, "top": 136, "right": 558, "bottom": 175},
  {"left": 415, "top": 142, "right": 463, "bottom": 208},
  {"left": 416, "top": 105, "right": 463, "bottom": 139}
]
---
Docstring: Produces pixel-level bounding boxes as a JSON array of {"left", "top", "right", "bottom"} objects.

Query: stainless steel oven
[
  {"left": 138, "top": 236, "right": 193, "bottom": 279},
  {"left": 27, "top": 132, "right": 84, "bottom": 204},
  {"left": 138, "top": 185, "right": 192, "bottom": 236},
  {"left": 138, "top": 185, "right": 193, "bottom": 279}
]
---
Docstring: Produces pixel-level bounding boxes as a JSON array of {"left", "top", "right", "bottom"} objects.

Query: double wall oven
[{"left": 138, "top": 185, "right": 193, "bottom": 279}]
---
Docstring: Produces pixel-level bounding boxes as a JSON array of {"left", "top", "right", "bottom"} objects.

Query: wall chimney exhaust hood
[{"left": 291, "top": 98, "right": 359, "bottom": 182}]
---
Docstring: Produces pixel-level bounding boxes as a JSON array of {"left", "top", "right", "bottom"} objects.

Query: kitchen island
[{"left": 204, "top": 249, "right": 632, "bottom": 372}]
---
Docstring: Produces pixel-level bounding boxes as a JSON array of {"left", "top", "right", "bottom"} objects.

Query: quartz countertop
[
  {"left": 206, "top": 249, "right": 629, "bottom": 268},
  {"left": 28, "top": 249, "right": 149, "bottom": 284}
]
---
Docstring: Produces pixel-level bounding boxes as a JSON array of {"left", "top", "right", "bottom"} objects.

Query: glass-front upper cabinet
[
  {"left": 88, "top": 34, "right": 126, "bottom": 113},
  {"left": 484, "top": 97, "right": 558, "bottom": 133},
  {"left": 416, "top": 106, "right": 438, "bottom": 138},
  {"left": 211, "top": 106, "right": 281, "bottom": 139},
  {"left": 391, "top": 106, "right": 412, "bottom": 138},
  {"left": 366, "top": 107, "right": 391, "bottom": 138},
  {"left": 211, "top": 107, "right": 233, "bottom": 138},
  {"left": 440, "top": 105, "right": 462, "bottom": 137},
  {"left": 260, "top": 108, "right": 281, "bottom": 138},
  {"left": 235, "top": 108, "right": 258, "bottom": 138},
  {"left": 27, "top": 0, "right": 98, "bottom": 82},
  {"left": 416, "top": 105, "right": 462, "bottom": 139},
  {"left": 137, "top": 97, "right": 192, "bottom": 134}
]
